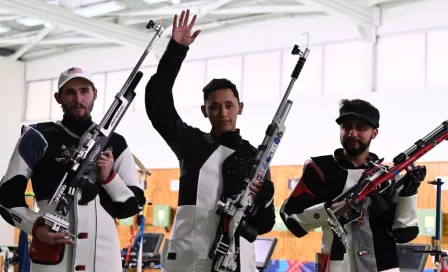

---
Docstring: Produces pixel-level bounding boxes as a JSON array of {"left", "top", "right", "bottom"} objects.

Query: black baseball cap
[{"left": 335, "top": 99, "right": 380, "bottom": 128}]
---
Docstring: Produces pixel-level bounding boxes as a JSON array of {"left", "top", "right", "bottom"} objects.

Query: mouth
[
  {"left": 346, "top": 139, "right": 361, "bottom": 146},
  {"left": 72, "top": 107, "right": 86, "bottom": 114}
]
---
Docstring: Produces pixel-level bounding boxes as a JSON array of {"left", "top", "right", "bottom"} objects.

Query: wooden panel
[
  {"left": 15, "top": 162, "right": 448, "bottom": 270},
  {"left": 121, "top": 162, "right": 448, "bottom": 269}
]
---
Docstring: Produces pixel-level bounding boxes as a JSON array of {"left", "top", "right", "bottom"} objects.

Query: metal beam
[
  {"left": 211, "top": 5, "right": 322, "bottom": 15},
  {"left": 150, "top": 0, "right": 236, "bottom": 60},
  {"left": 0, "top": 36, "right": 111, "bottom": 45},
  {"left": 117, "top": 4, "right": 320, "bottom": 17},
  {"left": 300, "top": 0, "right": 379, "bottom": 26},
  {"left": 152, "top": 13, "right": 304, "bottom": 56},
  {"left": 9, "top": 25, "right": 54, "bottom": 60},
  {"left": 0, "top": 0, "right": 152, "bottom": 48},
  {"left": 366, "top": 0, "right": 402, "bottom": 6},
  {"left": 161, "top": 0, "right": 236, "bottom": 39}
]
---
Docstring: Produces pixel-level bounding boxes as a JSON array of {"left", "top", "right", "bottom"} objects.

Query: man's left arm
[
  {"left": 99, "top": 134, "right": 146, "bottom": 219},
  {"left": 246, "top": 168, "right": 275, "bottom": 235},
  {"left": 391, "top": 165, "right": 426, "bottom": 243}
]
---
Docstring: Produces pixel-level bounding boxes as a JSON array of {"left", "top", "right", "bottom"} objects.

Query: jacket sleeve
[
  {"left": 246, "top": 168, "right": 275, "bottom": 235},
  {"left": 389, "top": 176, "right": 419, "bottom": 243},
  {"left": 145, "top": 38, "right": 200, "bottom": 160},
  {"left": 280, "top": 159, "right": 329, "bottom": 238},
  {"left": 100, "top": 135, "right": 146, "bottom": 219},
  {"left": 0, "top": 125, "right": 47, "bottom": 235}
]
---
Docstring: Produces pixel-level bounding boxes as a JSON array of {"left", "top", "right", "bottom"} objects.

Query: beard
[
  {"left": 342, "top": 137, "right": 372, "bottom": 156},
  {"left": 61, "top": 101, "right": 94, "bottom": 120}
]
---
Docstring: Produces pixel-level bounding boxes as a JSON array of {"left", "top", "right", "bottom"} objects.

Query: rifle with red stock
[{"left": 327, "top": 120, "right": 448, "bottom": 250}]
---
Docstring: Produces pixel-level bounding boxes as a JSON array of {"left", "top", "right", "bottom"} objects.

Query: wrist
[{"left": 99, "top": 170, "right": 117, "bottom": 185}]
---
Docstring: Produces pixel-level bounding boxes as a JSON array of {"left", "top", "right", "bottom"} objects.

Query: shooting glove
[
  {"left": 254, "top": 179, "right": 275, "bottom": 209},
  {"left": 399, "top": 165, "right": 426, "bottom": 197},
  {"left": 29, "top": 217, "right": 65, "bottom": 265}
]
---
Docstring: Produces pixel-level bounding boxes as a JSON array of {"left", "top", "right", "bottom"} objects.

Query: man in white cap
[{"left": 0, "top": 67, "right": 146, "bottom": 272}]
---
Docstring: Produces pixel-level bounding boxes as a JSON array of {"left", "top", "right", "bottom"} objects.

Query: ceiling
[{"left": 0, "top": 0, "right": 424, "bottom": 61}]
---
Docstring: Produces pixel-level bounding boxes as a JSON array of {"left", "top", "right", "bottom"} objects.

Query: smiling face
[
  {"left": 54, "top": 77, "right": 97, "bottom": 121},
  {"left": 339, "top": 116, "right": 378, "bottom": 157},
  {"left": 201, "top": 88, "right": 243, "bottom": 133}
]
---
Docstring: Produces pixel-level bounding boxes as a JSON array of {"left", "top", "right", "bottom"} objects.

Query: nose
[
  {"left": 73, "top": 91, "right": 83, "bottom": 103},
  {"left": 220, "top": 106, "right": 229, "bottom": 118},
  {"left": 348, "top": 128, "right": 358, "bottom": 137}
]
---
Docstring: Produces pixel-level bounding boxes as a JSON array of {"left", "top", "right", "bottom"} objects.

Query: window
[
  {"left": 427, "top": 29, "right": 448, "bottom": 87},
  {"left": 242, "top": 51, "right": 281, "bottom": 101},
  {"left": 206, "top": 56, "right": 243, "bottom": 92},
  {"left": 134, "top": 66, "right": 157, "bottom": 112},
  {"left": 91, "top": 73, "right": 106, "bottom": 116},
  {"left": 50, "top": 80, "right": 63, "bottom": 120},
  {"left": 324, "top": 40, "right": 369, "bottom": 95},
  {"left": 172, "top": 60, "right": 206, "bottom": 107},
  {"left": 281, "top": 45, "right": 323, "bottom": 98},
  {"left": 25, "top": 80, "right": 52, "bottom": 121},
  {"left": 104, "top": 69, "right": 131, "bottom": 110},
  {"left": 376, "top": 32, "right": 426, "bottom": 92}
]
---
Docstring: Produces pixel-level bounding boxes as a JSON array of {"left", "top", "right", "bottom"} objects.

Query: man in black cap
[{"left": 280, "top": 98, "right": 426, "bottom": 272}]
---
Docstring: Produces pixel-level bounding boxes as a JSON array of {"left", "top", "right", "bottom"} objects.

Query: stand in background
[
  {"left": 413, "top": 178, "right": 447, "bottom": 272},
  {"left": 122, "top": 155, "right": 152, "bottom": 272}
]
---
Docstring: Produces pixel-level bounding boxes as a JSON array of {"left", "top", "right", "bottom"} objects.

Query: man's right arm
[
  {"left": 280, "top": 159, "right": 329, "bottom": 238},
  {"left": 145, "top": 39, "right": 198, "bottom": 159},
  {"left": 0, "top": 125, "right": 47, "bottom": 235}
]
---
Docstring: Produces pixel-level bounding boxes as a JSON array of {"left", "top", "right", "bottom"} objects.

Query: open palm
[{"left": 172, "top": 9, "right": 201, "bottom": 47}]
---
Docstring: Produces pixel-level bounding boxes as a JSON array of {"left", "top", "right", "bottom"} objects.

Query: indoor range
[{"left": 1, "top": 0, "right": 448, "bottom": 272}]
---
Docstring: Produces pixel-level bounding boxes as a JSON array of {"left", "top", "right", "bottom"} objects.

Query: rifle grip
[
  {"left": 368, "top": 190, "right": 388, "bottom": 215},
  {"left": 239, "top": 220, "right": 258, "bottom": 243}
]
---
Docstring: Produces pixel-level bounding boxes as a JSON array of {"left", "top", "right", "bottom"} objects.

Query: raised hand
[{"left": 172, "top": 9, "right": 201, "bottom": 47}]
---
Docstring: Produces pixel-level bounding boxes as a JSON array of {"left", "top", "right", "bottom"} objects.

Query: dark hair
[
  {"left": 202, "top": 78, "right": 239, "bottom": 103},
  {"left": 337, "top": 99, "right": 380, "bottom": 128}
]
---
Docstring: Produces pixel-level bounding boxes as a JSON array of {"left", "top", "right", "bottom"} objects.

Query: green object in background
[
  {"left": 273, "top": 207, "right": 287, "bottom": 231},
  {"left": 120, "top": 216, "right": 135, "bottom": 226},
  {"left": 153, "top": 205, "right": 171, "bottom": 227},
  {"left": 417, "top": 208, "right": 442, "bottom": 237}
]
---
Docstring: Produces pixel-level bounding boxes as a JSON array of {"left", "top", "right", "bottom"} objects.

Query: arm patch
[{"left": 18, "top": 129, "right": 47, "bottom": 169}]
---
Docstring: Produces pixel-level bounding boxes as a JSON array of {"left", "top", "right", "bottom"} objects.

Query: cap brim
[
  {"left": 58, "top": 75, "right": 94, "bottom": 90},
  {"left": 335, "top": 112, "right": 378, "bottom": 128}
]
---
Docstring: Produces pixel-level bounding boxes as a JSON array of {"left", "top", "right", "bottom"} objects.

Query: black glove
[
  {"left": 253, "top": 179, "right": 274, "bottom": 209},
  {"left": 399, "top": 165, "right": 426, "bottom": 197}
]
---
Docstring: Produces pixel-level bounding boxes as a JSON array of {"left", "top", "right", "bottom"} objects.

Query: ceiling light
[
  {"left": 74, "top": 0, "right": 126, "bottom": 17},
  {"left": 171, "top": 0, "right": 180, "bottom": 4},
  {"left": 16, "top": 17, "right": 45, "bottom": 27},
  {"left": 0, "top": 25, "right": 11, "bottom": 33},
  {"left": 142, "top": 0, "right": 169, "bottom": 4}
]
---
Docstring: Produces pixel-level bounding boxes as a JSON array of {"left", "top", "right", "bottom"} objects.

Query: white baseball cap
[{"left": 58, "top": 66, "right": 95, "bottom": 90}]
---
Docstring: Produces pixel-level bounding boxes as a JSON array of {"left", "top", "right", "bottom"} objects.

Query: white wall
[
  {"left": 0, "top": 57, "right": 25, "bottom": 245},
  {"left": 21, "top": 0, "right": 448, "bottom": 170}
]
